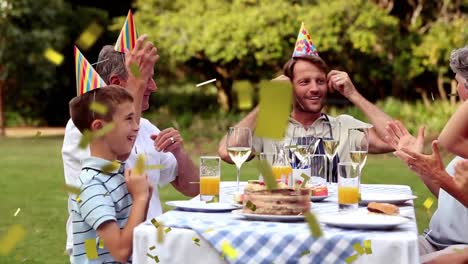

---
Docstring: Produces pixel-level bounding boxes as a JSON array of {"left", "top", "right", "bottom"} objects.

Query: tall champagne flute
[
  {"left": 322, "top": 121, "right": 341, "bottom": 183},
  {"left": 348, "top": 127, "right": 369, "bottom": 175},
  {"left": 226, "top": 127, "right": 252, "bottom": 192}
]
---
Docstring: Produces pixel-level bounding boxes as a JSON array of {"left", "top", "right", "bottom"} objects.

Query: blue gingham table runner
[{"left": 150, "top": 183, "right": 414, "bottom": 264}]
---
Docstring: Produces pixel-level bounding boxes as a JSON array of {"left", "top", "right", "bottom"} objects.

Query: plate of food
[
  {"left": 359, "top": 193, "right": 417, "bottom": 205},
  {"left": 319, "top": 202, "right": 410, "bottom": 229},
  {"left": 232, "top": 209, "right": 305, "bottom": 222},
  {"left": 309, "top": 185, "right": 329, "bottom": 202},
  {"left": 166, "top": 200, "right": 241, "bottom": 212}
]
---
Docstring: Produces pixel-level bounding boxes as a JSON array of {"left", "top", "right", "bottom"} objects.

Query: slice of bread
[{"left": 367, "top": 202, "right": 399, "bottom": 215}]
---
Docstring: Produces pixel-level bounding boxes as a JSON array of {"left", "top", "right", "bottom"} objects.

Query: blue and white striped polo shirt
[{"left": 71, "top": 157, "right": 133, "bottom": 264}]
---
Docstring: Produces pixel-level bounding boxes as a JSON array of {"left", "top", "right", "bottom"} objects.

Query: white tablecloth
[{"left": 133, "top": 182, "right": 419, "bottom": 264}]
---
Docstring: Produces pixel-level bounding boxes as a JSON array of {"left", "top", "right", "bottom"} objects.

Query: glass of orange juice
[
  {"left": 337, "top": 162, "right": 360, "bottom": 210},
  {"left": 200, "top": 156, "right": 221, "bottom": 202}
]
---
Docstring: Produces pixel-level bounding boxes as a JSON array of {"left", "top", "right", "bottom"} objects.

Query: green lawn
[{"left": 0, "top": 137, "right": 437, "bottom": 263}]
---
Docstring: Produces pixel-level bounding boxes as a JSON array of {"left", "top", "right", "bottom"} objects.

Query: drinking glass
[
  {"left": 200, "top": 156, "right": 221, "bottom": 202},
  {"left": 348, "top": 127, "right": 369, "bottom": 176},
  {"left": 322, "top": 121, "right": 341, "bottom": 183},
  {"left": 337, "top": 162, "right": 360, "bottom": 211},
  {"left": 309, "top": 154, "right": 327, "bottom": 186},
  {"left": 226, "top": 127, "right": 252, "bottom": 192},
  {"left": 289, "top": 125, "right": 319, "bottom": 168}
]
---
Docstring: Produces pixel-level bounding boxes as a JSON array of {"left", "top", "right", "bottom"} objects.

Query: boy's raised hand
[{"left": 124, "top": 168, "right": 150, "bottom": 202}]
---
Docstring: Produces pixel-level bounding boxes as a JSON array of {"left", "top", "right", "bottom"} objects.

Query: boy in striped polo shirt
[{"left": 69, "top": 85, "right": 151, "bottom": 263}]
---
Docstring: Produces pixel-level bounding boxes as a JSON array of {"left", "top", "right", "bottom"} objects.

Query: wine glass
[
  {"left": 348, "top": 127, "right": 369, "bottom": 176},
  {"left": 322, "top": 121, "right": 341, "bottom": 183},
  {"left": 226, "top": 127, "right": 252, "bottom": 192},
  {"left": 289, "top": 125, "right": 319, "bottom": 168}
]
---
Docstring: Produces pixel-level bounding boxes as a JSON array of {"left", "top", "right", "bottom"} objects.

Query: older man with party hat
[
  {"left": 218, "top": 22, "right": 395, "bottom": 181},
  {"left": 62, "top": 11, "right": 200, "bottom": 263}
]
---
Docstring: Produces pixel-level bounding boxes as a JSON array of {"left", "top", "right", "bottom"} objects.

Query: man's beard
[{"left": 294, "top": 96, "right": 323, "bottom": 114}]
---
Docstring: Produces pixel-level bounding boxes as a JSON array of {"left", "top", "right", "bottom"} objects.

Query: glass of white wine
[
  {"left": 348, "top": 127, "right": 369, "bottom": 176},
  {"left": 322, "top": 121, "right": 341, "bottom": 183},
  {"left": 226, "top": 127, "right": 252, "bottom": 192},
  {"left": 289, "top": 125, "right": 319, "bottom": 168}
]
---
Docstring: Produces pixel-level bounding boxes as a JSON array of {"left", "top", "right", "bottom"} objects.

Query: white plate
[
  {"left": 311, "top": 195, "right": 329, "bottom": 202},
  {"left": 166, "top": 201, "right": 241, "bottom": 212},
  {"left": 232, "top": 209, "right": 305, "bottom": 222},
  {"left": 359, "top": 193, "right": 417, "bottom": 205},
  {"left": 319, "top": 212, "right": 410, "bottom": 230}
]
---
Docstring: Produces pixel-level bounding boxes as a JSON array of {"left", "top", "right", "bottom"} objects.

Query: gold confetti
[
  {"left": 134, "top": 154, "right": 146, "bottom": 175},
  {"left": 157, "top": 223, "right": 164, "bottom": 243},
  {"left": 221, "top": 240, "right": 238, "bottom": 260},
  {"left": 364, "top": 240, "right": 372, "bottom": 254},
  {"left": 94, "top": 123, "right": 116, "bottom": 138},
  {"left": 146, "top": 253, "right": 160, "bottom": 263},
  {"left": 164, "top": 227, "right": 172, "bottom": 233},
  {"left": 146, "top": 164, "right": 165, "bottom": 170},
  {"left": 13, "top": 208, "right": 21, "bottom": 217},
  {"left": 204, "top": 228, "right": 215, "bottom": 233},
  {"left": 98, "top": 238, "right": 104, "bottom": 249},
  {"left": 150, "top": 218, "right": 160, "bottom": 228},
  {"left": 79, "top": 130, "right": 93, "bottom": 149},
  {"left": 245, "top": 200, "right": 257, "bottom": 211},
  {"left": 76, "top": 197, "right": 82, "bottom": 203},
  {"left": 304, "top": 212, "right": 323, "bottom": 238},
  {"left": 149, "top": 245, "right": 156, "bottom": 250},
  {"left": 300, "top": 173, "right": 310, "bottom": 188},
  {"left": 300, "top": 249, "right": 310, "bottom": 257},
  {"left": 101, "top": 161, "right": 121, "bottom": 173},
  {"left": 255, "top": 160, "right": 278, "bottom": 190},
  {"left": 76, "top": 22, "right": 103, "bottom": 50},
  {"left": 130, "top": 63, "right": 141, "bottom": 78},
  {"left": 255, "top": 81, "right": 292, "bottom": 139},
  {"left": 89, "top": 101, "right": 108, "bottom": 115},
  {"left": 64, "top": 184, "right": 81, "bottom": 195},
  {"left": 192, "top": 237, "right": 200, "bottom": 246},
  {"left": 84, "top": 239, "right": 98, "bottom": 259},
  {"left": 0, "top": 224, "right": 27, "bottom": 256},
  {"left": 43, "top": 48, "right": 64, "bottom": 65},
  {"left": 353, "top": 242, "right": 365, "bottom": 255},
  {"left": 345, "top": 254, "right": 359, "bottom": 263},
  {"left": 423, "top": 197, "right": 434, "bottom": 209}
]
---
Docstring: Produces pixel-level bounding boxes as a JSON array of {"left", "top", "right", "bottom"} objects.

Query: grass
[{"left": 0, "top": 136, "right": 438, "bottom": 263}]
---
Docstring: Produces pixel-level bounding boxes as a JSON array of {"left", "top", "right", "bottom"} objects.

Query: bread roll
[{"left": 367, "top": 202, "right": 399, "bottom": 215}]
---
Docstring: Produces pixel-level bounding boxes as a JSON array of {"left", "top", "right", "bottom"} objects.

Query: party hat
[
  {"left": 292, "top": 22, "right": 319, "bottom": 58},
  {"left": 114, "top": 10, "right": 139, "bottom": 52},
  {"left": 74, "top": 46, "right": 107, "bottom": 96}
]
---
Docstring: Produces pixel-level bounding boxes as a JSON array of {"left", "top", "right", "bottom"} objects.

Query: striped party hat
[
  {"left": 114, "top": 10, "right": 139, "bottom": 52},
  {"left": 292, "top": 22, "right": 319, "bottom": 58},
  {"left": 74, "top": 46, "right": 107, "bottom": 96}
]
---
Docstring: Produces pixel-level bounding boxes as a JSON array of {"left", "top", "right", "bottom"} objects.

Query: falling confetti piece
[
  {"left": 255, "top": 160, "right": 278, "bottom": 190},
  {"left": 79, "top": 130, "right": 93, "bottom": 149},
  {"left": 353, "top": 242, "right": 365, "bottom": 255},
  {"left": 157, "top": 224, "right": 164, "bottom": 243},
  {"left": 129, "top": 63, "right": 141, "bottom": 78},
  {"left": 196, "top": 78, "right": 216, "bottom": 87},
  {"left": 150, "top": 218, "right": 160, "bottom": 228},
  {"left": 304, "top": 212, "right": 323, "bottom": 238},
  {"left": 13, "top": 208, "right": 21, "bottom": 217},
  {"left": 43, "top": 48, "right": 64, "bottom": 65},
  {"left": 345, "top": 254, "right": 359, "bottom": 263},
  {"left": 245, "top": 200, "right": 257, "bottom": 211},
  {"left": 89, "top": 101, "right": 108, "bottom": 115},
  {"left": 0, "top": 224, "right": 27, "bottom": 256},
  {"left": 149, "top": 245, "right": 156, "bottom": 250},
  {"left": 423, "top": 197, "right": 434, "bottom": 209},
  {"left": 146, "top": 253, "right": 160, "bottom": 263},
  {"left": 300, "top": 173, "right": 310, "bottom": 188},
  {"left": 101, "top": 161, "right": 121, "bottom": 173},
  {"left": 192, "top": 237, "right": 200, "bottom": 246},
  {"left": 300, "top": 249, "right": 310, "bottom": 257},
  {"left": 204, "top": 228, "right": 215, "bottom": 233},
  {"left": 221, "top": 240, "right": 238, "bottom": 260},
  {"left": 84, "top": 239, "right": 98, "bottom": 259},
  {"left": 64, "top": 184, "right": 81, "bottom": 195},
  {"left": 76, "top": 197, "right": 82, "bottom": 203},
  {"left": 164, "top": 227, "right": 172, "bottom": 233},
  {"left": 146, "top": 164, "right": 165, "bottom": 170},
  {"left": 364, "top": 240, "right": 372, "bottom": 254},
  {"left": 134, "top": 154, "right": 146, "bottom": 175},
  {"left": 76, "top": 22, "right": 104, "bottom": 50},
  {"left": 94, "top": 123, "right": 116, "bottom": 138},
  {"left": 98, "top": 238, "right": 104, "bottom": 249}
]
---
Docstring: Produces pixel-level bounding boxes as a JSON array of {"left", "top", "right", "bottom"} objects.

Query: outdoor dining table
[{"left": 133, "top": 182, "right": 420, "bottom": 264}]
